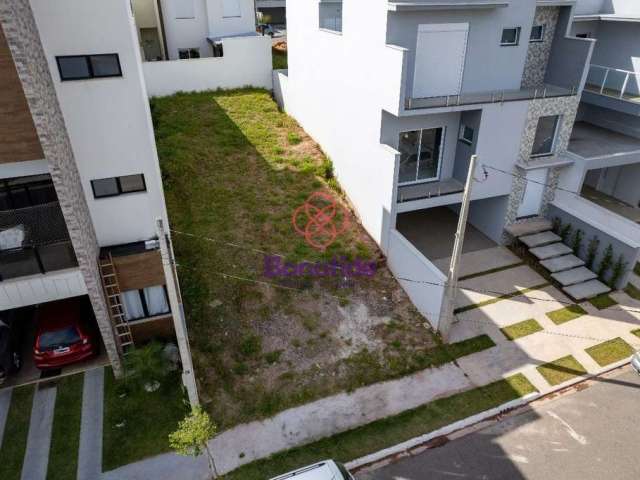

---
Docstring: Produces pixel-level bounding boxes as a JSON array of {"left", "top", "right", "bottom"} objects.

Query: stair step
[
  {"left": 520, "top": 231, "right": 562, "bottom": 248},
  {"left": 552, "top": 267, "right": 598, "bottom": 286},
  {"left": 505, "top": 218, "right": 553, "bottom": 238},
  {"left": 540, "top": 254, "right": 586, "bottom": 273},
  {"left": 530, "top": 243, "right": 573, "bottom": 260},
  {"left": 563, "top": 279, "right": 611, "bottom": 301}
]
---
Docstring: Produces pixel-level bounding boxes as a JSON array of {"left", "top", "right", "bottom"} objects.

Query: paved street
[{"left": 358, "top": 367, "right": 640, "bottom": 480}]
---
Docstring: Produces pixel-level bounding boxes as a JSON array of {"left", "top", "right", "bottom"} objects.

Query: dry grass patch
[
  {"left": 585, "top": 337, "right": 634, "bottom": 367},
  {"left": 537, "top": 355, "right": 587, "bottom": 386}
]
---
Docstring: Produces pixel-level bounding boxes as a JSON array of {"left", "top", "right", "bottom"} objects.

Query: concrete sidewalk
[{"left": 21, "top": 385, "right": 57, "bottom": 480}]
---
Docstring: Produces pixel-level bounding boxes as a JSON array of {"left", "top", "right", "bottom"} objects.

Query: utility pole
[
  {"left": 157, "top": 218, "right": 200, "bottom": 407},
  {"left": 438, "top": 155, "right": 478, "bottom": 342}
]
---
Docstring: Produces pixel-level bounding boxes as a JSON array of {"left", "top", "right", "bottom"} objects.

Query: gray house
[{"left": 275, "top": 0, "right": 639, "bottom": 330}]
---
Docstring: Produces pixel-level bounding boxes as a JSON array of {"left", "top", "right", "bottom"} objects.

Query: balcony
[
  {"left": 584, "top": 64, "right": 640, "bottom": 104},
  {"left": 0, "top": 202, "right": 77, "bottom": 281}
]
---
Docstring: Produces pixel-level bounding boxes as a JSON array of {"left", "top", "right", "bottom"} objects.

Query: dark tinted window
[
  {"left": 57, "top": 54, "right": 121, "bottom": 81},
  {"left": 91, "top": 178, "right": 119, "bottom": 198},
  {"left": 89, "top": 54, "right": 121, "bottom": 77},
  {"left": 39, "top": 326, "right": 81, "bottom": 351},
  {"left": 57, "top": 56, "right": 91, "bottom": 80},
  {"left": 501, "top": 27, "right": 521, "bottom": 46},
  {"left": 119, "top": 174, "right": 146, "bottom": 193}
]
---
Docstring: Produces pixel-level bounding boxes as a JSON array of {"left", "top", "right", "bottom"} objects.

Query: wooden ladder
[{"left": 99, "top": 253, "right": 134, "bottom": 354}]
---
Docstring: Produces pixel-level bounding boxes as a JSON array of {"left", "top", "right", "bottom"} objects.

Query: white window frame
[
  {"left": 458, "top": 124, "right": 474, "bottom": 145},
  {"left": 397, "top": 127, "right": 446, "bottom": 186},
  {"left": 530, "top": 24, "right": 545, "bottom": 43},
  {"left": 530, "top": 115, "right": 561, "bottom": 158},
  {"left": 500, "top": 27, "right": 521, "bottom": 46}
]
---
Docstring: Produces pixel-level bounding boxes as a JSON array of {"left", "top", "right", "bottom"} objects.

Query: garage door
[{"left": 412, "top": 23, "right": 469, "bottom": 99}]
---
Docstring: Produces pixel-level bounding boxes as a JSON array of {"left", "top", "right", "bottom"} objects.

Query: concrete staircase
[{"left": 510, "top": 218, "right": 611, "bottom": 301}]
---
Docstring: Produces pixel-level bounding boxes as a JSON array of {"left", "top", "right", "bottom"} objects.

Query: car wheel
[{"left": 12, "top": 352, "right": 22, "bottom": 372}]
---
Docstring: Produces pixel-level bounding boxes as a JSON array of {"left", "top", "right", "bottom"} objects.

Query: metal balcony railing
[
  {"left": 406, "top": 83, "right": 577, "bottom": 110},
  {"left": 0, "top": 202, "right": 77, "bottom": 281},
  {"left": 585, "top": 64, "right": 640, "bottom": 102}
]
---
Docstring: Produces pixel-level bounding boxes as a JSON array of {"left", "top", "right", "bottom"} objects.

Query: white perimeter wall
[
  {"left": 143, "top": 36, "right": 272, "bottom": 97},
  {"left": 31, "top": 0, "right": 171, "bottom": 247},
  {"left": 387, "top": 230, "right": 446, "bottom": 329},
  {"left": 0, "top": 269, "right": 87, "bottom": 312}
]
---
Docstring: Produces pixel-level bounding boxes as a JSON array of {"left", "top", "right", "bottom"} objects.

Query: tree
[{"left": 169, "top": 407, "right": 219, "bottom": 478}]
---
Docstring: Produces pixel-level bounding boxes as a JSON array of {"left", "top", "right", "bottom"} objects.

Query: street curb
[{"left": 346, "top": 360, "right": 631, "bottom": 473}]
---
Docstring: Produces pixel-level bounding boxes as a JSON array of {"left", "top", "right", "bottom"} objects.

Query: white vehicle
[
  {"left": 631, "top": 351, "right": 640, "bottom": 374},
  {"left": 270, "top": 460, "right": 355, "bottom": 480}
]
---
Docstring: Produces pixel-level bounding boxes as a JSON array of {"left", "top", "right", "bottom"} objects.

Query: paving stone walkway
[
  {"left": 21, "top": 384, "right": 57, "bottom": 480},
  {"left": 0, "top": 388, "right": 12, "bottom": 450},
  {"left": 78, "top": 367, "right": 104, "bottom": 480}
]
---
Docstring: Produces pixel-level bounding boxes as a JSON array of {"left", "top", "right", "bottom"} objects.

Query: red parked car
[{"left": 33, "top": 298, "right": 97, "bottom": 370}]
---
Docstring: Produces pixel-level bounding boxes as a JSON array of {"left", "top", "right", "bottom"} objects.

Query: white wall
[
  {"left": 159, "top": 0, "right": 256, "bottom": 59},
  {"left": 387, "top": 229, "right": 446, "bottom": 329},
  {"left": 0, "top": 268, "right": 87, "bottom": 312},
  {"left": 143, "top": 36, "right": 272, "bottom": 97},
  {"left": 31, "top": 0, "right": 171, "bottom": 247}
]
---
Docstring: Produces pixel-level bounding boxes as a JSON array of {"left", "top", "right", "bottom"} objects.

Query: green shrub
[
  {"left": 571, "top": 229, "right": 584, "bottom": 256},
  {"left": 586, "top": 236, "right": 600, "bottom": 269},
  {"left": 597, "top": 244, "right": 614, "bottom": 280},
  {"left": 287, "top": 132, "right": 302, "bottom": 145},
  {"left": 552, "top": 217, "right": 562, "bottom": 235},
  {"left": 560, "top": 224, "right": 573, "bottom": 243},
  {"left": 609, "top": 254, "right": 628, "bottom": 289}
]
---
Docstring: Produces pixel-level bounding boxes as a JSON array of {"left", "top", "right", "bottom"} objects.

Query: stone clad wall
[
  {"left": 521, "top": 6, "right": 560, "bottom": 89},
  {"left": 0, "top": 0, "right": 123, "bottom": 375}
]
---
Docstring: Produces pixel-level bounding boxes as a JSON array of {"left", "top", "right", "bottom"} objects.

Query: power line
[
  {"left": 171, "top": 260, "right": 640, "bottom": 347},
  {"left": 169, "top": 228, "right": 640, "bottom": 316},
  {"left": 481, "top": 163, "right": 582, "bottom": 197}
]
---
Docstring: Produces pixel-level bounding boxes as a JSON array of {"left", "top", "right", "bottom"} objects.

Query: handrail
[{"left": 587, "top": 64, "right": 640, "bottom": 100}]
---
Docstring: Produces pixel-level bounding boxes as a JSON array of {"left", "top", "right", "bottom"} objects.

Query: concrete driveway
[{"left": 357, "top": 366, "right": 640, "bottom": 480}]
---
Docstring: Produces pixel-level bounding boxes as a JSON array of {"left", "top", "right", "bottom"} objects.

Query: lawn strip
[
  {"left": 221, "top": 374, "right": 536, "bottom": 480},
  {"left": 0, "top": 384, "right": 35, "bottom": 480},
  {"left": 47, "top": 373, "right": 84, "bottom": 480},
  {"left": 102, "top": 368, "right": 189, "bottom": 471},
  {"left": 624, "top": 283, "right": 640, "bottom": 301},
  {"left": 458, "top": 262, "right": 526, "bottom": 282},
  {"left": 445, "top": 334, "right": 495, "bottom": 358},
  {"left": 588, "top": 294, "right": 618, "bottom": 310},
  {"left": 631, "top": 329, "right": 640, "bottom": 339},
  {"left": 272, "top": 48, "right": 287, "bottom": 70},
  {"left": 536, "top": 355, "right": 587, "bottom": 386},
  {"left": 454, "top": 283, "right": 551, "bottom": 314},
  {"left": 585, "top": 337, "right": 634, "bottom": 367},
  {"left": 546, "top": 305, "right": 587, "bottom": 325},
  {"left": 500, "top": 319, "right": 544, "bottom": 341}
]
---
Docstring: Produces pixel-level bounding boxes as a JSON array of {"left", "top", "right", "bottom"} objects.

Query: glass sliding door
[{"left": 398, "top": 127, "right": 444, "bottom": 184}]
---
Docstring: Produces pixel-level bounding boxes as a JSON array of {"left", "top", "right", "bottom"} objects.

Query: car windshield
[{"left": 39, "top": 326, "right": 80, "bottom": 351}]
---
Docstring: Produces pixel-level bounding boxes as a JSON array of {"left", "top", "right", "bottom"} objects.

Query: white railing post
[
  {"left": 620, "top": 72, "right": 630, "bottom": 99},
  {"left": 600, "top": 67, "right": 609, "bottom": 94}
]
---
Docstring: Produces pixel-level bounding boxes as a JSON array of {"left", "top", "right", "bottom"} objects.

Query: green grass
[
  {"left": 588, "top": 294, "right": 618, "bottom": 310},
  {"left": 500, "top": 319, "right": 543, "bottom": 341},
  {"left": 546, "top": 305, "right": 587, "bottom": 325},
  {"left": 624, "top": 283, "right": 640, "bottom": 301},
  {"left": 454, "top": 283, "right": 551, "bottom": 314},
  {"left": 221, "top": 374, "right": 536, "bottom": 480},
  {"left": 458, "top": 262, "right": 525, "bottom": 281},
  {"left": 102, "top": 369, "right": 189, "bottom": 471},
  {"left": 536, "top": 355, "right": 587, "bottom": 386},
  {"left": 0, "top": 385, "right": 35, "bottom": 480},
  {"left": 632, "top": 328, "right": 640, "bottom": 339},
  {"left": 585, "top": 337, "right": 634, "bottom": 367},
  {"left": 272, "top": 48, "right": 287, "bottom": 70},
  {"left": 444, "top": 334, "right": 495, "bottom": 358},
  {"left": 634, "top": 262, "right": 640, "bottom": 276},
  {"left": 47, "top": 374, "right": 84, "bottom": 480}
]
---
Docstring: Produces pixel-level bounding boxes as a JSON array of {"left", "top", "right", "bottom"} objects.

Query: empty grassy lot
[{"left": 153, "top": 89, "right": 491, "bottom": 429}]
